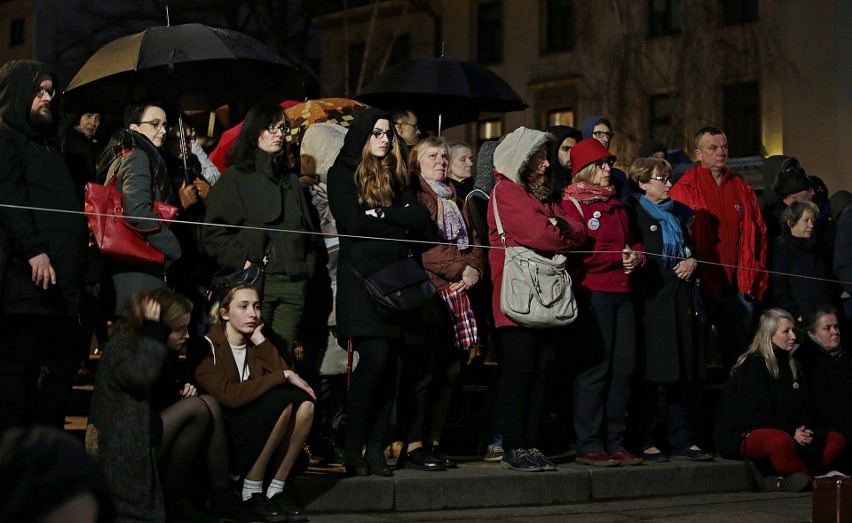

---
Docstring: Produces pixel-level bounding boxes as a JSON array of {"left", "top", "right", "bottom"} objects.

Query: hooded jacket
[
  {"left": 487, "top": 127, "right": 586, "bottom": 328},
  {"left": 0, "top": 60, "right": 87, "bottom": 315},
  {"left": 327, "top": 108, "right": 432, "bottom": 342},
  {"left": 546, "top": 125, "right": 582, "bottom": 198}
]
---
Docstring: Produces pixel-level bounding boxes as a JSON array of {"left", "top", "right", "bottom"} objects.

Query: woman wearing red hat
[{"left": 561, "top": 138, "right": 645, "bottom": 467}]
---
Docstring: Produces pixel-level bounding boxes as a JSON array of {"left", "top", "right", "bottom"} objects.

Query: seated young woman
[{"left": 188, "top": 283, "right": 315, "bottom": 522}]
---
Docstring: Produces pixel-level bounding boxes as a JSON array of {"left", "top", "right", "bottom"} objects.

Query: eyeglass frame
[
  {"left": 371, "top": 129, "right": 395, "bottom": 140},
  {"left": 137, "top": 120, "right": 171, "bottom": 133},
  {"left": 594, "top": 158, "right": 615, "bottom": 169},
  {"left": 395, "top": 121, "right": 419, "bottom": 131},
  {"left": 34, "top": 87, "right": 56, "bottom": 99},
  {"left": 649, "top": 175, "right": 673, "bottom": 185},
  {"left": 592, "top": 130, "right": 614, "bottom": 139},
  {"left": 265, "top": 124, "right": 288, "bottom": 135}
]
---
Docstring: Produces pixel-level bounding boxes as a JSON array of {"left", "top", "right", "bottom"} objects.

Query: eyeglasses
[
  {"left": 650, "top": 175, "right": 672, "bottom": 185},
  {"left": 371, "top": 129, "right": 395, "bottom": 140},
  {"left": 265, "top": 124, "right": 288, "bottom": 135},
  {"left": 592, "top": 130, "right": 614, "bottom": 139},
  {"left": 34, "top": 87, "right": 55, "bottom": 99},
  {"left": 595, "top": 158, "right": 615, "bottom": 169},
  {"left": 395, "top": 121, "right": 419, "bottom": 131},
  {"left": 138, "top": 120, "right": 171, "bottom": 133}
]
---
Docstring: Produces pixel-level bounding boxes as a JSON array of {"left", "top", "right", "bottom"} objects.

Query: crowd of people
[{"left": 1, "top": 58, "right": 852, "bottom": 521}]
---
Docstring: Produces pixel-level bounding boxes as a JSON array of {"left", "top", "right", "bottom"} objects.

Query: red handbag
[{"left": 84, "top": 174, "right": 179, "bottom": 267}]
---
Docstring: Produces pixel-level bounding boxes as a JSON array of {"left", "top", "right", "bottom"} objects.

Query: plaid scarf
[{"left": 439, "top": 288, "right": 478, "bottom": 350}]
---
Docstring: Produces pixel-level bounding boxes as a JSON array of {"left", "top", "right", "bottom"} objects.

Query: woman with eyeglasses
[
  {"left": 627, "top": 157, "right": 712, "bottom": 462},
  {"left": 103, "top": 101, "right": 182, "bottom": 317},
  {"left": 561, "top": 138, "right": 645, "bottom": 467},
  {"left": 327, "top": 108, "right": 432, "bottom": 476},
  {"left": 203, "top": 102, "right": 320, "bottom": 365}
]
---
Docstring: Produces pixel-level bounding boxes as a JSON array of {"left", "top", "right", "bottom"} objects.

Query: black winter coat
[
  {"left": 798, "top": 339, "right": 852, "bottom": 441},
  {"left": 767, "top": 232, "right": 833, "bottom": 320},
  {"left": 327, "top": 108, "right": 431, "bottom": 343},
  {"left": 0, "top": 60, "right": 87, "bottom": 316},
  {"left": 714, "top": 349, "right": 815, "bottom": 459},
  {"left": 630, "top": 197, "right": 703, "bottom": 383}
]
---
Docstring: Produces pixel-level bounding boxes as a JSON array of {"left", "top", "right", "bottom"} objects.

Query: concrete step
[{"left": 290, "top": 458, "right": 748, "bottom": 513}]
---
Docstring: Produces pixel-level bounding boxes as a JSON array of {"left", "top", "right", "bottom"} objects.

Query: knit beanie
[
  {"left": 570, "top": 138, "right": 617, "bottom": 177},
  {"left": 300, "top": 122, "right": 347, "bottom": 183},
  {"left": 492, "top": 127, "right": 552, "bottom": 185},
  {"left": 475, "top": 140, "right": 498, "bottom": 193},
  {"left": 774, "top": 167, "right": 812, "bottom": 198}
]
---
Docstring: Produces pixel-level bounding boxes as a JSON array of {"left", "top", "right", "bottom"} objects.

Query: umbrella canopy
[
  {"left": 284, "top": 98, "right": 369, "bottom": 145},
  {"left": 355, "top": 57, "right": 528, "bottom": 132},
  {"left": 64, "top": 23, "right": 302, "bottom": 114}
]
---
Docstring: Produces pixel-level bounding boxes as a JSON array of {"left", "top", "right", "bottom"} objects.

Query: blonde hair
[
  {"left": 409, "top": 136, "right": 448, "bottom": 177},
  {"left": 571, "top": 162, "right": 596, "bottom": 184},
  {"left": 356, "top": 131, "right": 408, "bottom": 208},
  {"left": 209, "top": 283, "right": 259, "bottom": 325},
  {"left": 628, "top": 157, "right": 672, "bottom": 186},
  {"left": 115, "top": 289, "right": 193, "bottom": 336},
  {"left": 731, "top": 308, "right": 800, "bottom": 380}
]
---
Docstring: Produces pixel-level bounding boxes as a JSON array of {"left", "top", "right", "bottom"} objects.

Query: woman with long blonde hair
[
  {"left": 327, "top": 108, "right": 432, "bottom": 476},
  {"left": 715, "top": 308, "right": 845, "bottom": 492}
]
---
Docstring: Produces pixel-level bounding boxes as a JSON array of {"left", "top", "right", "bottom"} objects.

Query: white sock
[
  {"left": 266, "top": 479, "right": 285, "bottom": 498},
  {"left": 242, "top": 479, "right": 263, "bottom": 501}
]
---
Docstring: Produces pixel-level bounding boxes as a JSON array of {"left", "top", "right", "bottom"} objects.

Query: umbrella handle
[{"left": 168, "top": 50, "right": 192, "bottom": 184}]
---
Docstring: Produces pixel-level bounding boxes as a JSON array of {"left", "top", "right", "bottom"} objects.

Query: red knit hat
[{"left": 570, "top": 138, "right": 617, "bottom": 177}]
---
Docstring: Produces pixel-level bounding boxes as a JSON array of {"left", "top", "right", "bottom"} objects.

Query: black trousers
[
  {"left": 497, "top": 327, "right": 556, "bottom": 451},
  {"left": 0, "top": 314, "right": 80, "bottom": 431},
  {"left": 345, "top": 337, "right": 398, "bottom": 451}
]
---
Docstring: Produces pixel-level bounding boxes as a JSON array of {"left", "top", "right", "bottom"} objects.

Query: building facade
[{"left": 315, "top": 0, "right": 851, "bottom": 192}]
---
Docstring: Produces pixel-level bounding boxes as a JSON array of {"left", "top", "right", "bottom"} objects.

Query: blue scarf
[{"left": 639, "top": 196, "right": 684, "bottom": 268}]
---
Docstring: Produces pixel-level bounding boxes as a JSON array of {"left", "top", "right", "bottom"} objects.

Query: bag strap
[
  {"left": 491, "top": 184, "right": 507, "bottom": 247},
  {"left": 567, "top": 197, "right": 584, "bottom": 218}
]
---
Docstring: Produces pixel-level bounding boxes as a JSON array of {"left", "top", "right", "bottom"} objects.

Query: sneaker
[
  {"left": 267, "top": 490, "right": 308, "bottom": 522},
  {"left": 576, "top": 450, "right": 620, "bottom": 467},
  {"left": 609, "top": 450, "right": 644, "bottom": 466},
  {"left": 484, "top": 446, "right": 505, "bottom": 462},
  {"left": 527, "top": 448, "right": 557, "bottom": 471},
  {"left": 243, "top": 493, "right": 288, "bottom": 523},
  {"left": 501, "top": 449, "right": 542, "bottom": 472},
  {"left": 765, "top": 473, "right": 811, "bottom": 493}
]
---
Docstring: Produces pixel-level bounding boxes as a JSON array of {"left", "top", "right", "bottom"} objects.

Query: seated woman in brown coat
[{"left": 189, "top": 283, "right": 315, "bottom": 522}]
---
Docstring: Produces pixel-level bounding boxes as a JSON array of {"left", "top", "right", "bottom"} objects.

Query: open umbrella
[
  {"left": 355, "top": 57, "right": 528, "bottom": 133},
  {"left": 284, "top": 98, "right": 369, "bottom": 145},
  {"left": 64, "top": 23, "right": 302, "bottom": 114}
]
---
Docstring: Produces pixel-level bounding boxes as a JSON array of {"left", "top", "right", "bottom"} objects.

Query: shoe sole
[
  {"left": 576, "top": 458, "right": 620, "bottom": 467},
  {"left": 671, "top": 455, "right": 714, "bottom": 461},
  {"left": 484, "top": 456, "right": 503, "bottom": 462},
  {"left": 399, "top": 462, "right": 445, "bottom": 471},
  {"left": 500, "top": 460, "right": 543, "bottom": 472}
]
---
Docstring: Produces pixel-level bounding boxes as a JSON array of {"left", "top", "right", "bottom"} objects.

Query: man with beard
[{"left": 0, "top": 60, "right": 88, "bottom": 430}]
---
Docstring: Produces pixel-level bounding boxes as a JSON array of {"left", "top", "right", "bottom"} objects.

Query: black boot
[
  {"left": 365, "top": 446, "right": 393, "bottom": 476},
  {"left": 343, "top": 446, "right": 369, "bottom": 476}
]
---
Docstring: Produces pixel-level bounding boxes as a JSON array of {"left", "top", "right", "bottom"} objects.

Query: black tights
[
  {"left": 158, "top": 394, "right": 230, "bottom": 490},
  {"left": 345, "top": 337, "right": 398, "bottom": 452}
]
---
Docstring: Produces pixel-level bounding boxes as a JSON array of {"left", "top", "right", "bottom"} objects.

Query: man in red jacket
[{"left": 669, "top": 127, "right": 768, "bottom": 372}]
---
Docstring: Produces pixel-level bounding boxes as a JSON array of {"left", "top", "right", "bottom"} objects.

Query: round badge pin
[
  {"left": 587, "top": 218, "right": 600, "bottom": 231},
  {"left": 650, "top": 224, "right": 659, "bottom": 232},
  {"left": 592, "top": 210, "right": 602, "bottom": 219}
]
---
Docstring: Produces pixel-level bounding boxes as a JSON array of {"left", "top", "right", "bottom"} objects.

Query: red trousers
[{"left": 741, "top": 428, "right": 846, "bottom": 478}]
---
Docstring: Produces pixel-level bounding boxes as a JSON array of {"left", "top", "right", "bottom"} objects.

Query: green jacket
[{"left": 202, "top": 150, "right": 317, "bottom": 277}]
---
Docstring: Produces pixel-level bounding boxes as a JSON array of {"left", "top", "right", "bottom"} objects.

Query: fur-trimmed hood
[{"left": 492, "top": 127, "right": 553, "bottom": 185}]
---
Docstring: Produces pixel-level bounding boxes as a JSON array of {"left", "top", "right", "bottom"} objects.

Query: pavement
[{"left": 284, "top": 455, "right": 811, "bottom": 520}]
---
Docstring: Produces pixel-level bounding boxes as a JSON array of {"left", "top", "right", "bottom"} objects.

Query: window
[
  {"left": 547, "top": 108, "right": 574, "bottom": 127},
  {"left": 648, "top": 0, "right": 682, "bottom": 36},
  {"left": 722, "top": 0, "right": 759, "bottom": 25},
  {"left": 723, "top": 82, "right": 760, "bottom": 156},
  {"left": 541, "top": 0, "right": 575, "bottom": 53},
  {"left": 477, "top": 1, "right": 502, "bottom": 64},
  {"left": 649, "top": 94, "right": 678, "bottom": 143},
  {"left": 478, "top": 118, "right": 503, "bottom": 147},
  {"left": 9, "top": 18, "right": 24, "bottom": 47}
]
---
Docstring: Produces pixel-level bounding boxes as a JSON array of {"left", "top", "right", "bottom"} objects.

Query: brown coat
[
  {"left": 416, "top": 175, "right": 485, "bottom": 292},
  {"left": 190, "top": 323, "right": 290, "bottom": 409}
]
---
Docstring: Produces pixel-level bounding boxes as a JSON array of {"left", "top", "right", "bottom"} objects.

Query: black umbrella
[
  {"left": 355, "top": 57, "right": 528, "bottom": 134},
  {"left": 64, "top": 22, "right": 302, "bottom": 114}
]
